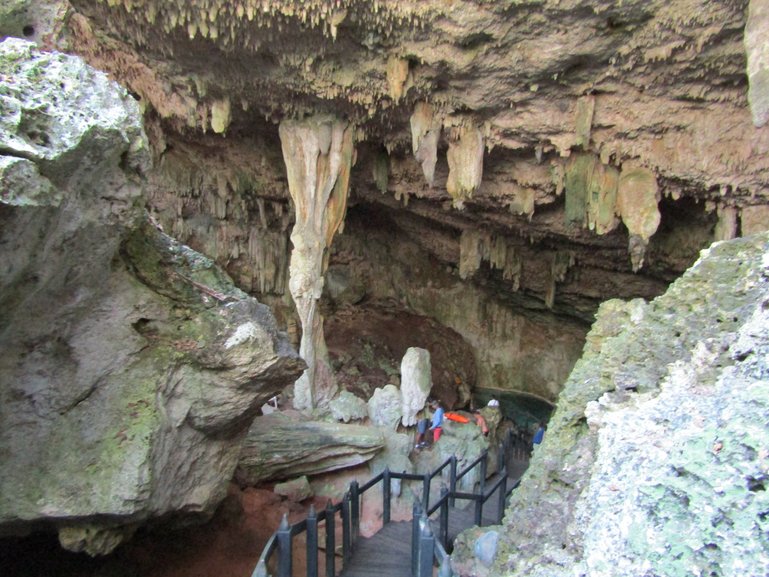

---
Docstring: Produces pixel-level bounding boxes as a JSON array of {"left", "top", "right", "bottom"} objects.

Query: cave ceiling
[{"left": 55, "top": 0, "right": 769, "bottom": 315}]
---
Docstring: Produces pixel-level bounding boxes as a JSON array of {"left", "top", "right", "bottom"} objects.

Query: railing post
[
  {"left": 411, "top": 499, "right": 422, "bottom": 577},
  {"left": 252, "top": 559, "right": 270, "bottom": 577},
  {"left": 341, "top": 492, "right": 351, "bottom": 565},
  {"left": 277, "top": 513, "right": 292, "bottom": 577},
  {"left": 325, "top": 500, "right": 335, "bottom": 577},
  {"left": 497, "top": 472, "right": 507, "bottom": 525},
  {"left": 497, "top": 442, "right": 505, "bottom": 475},
  {"left": 422, "top": 472, "right": 431, "bottom": 511},
  {"left": 474, "top": 496, "right": 483, "bottom": 527},
  {"left": 439, "top": 554, "right": 453, "bottom": 577},
  {"left": 350, "top": 480, "right": 360, "bottom": 544},
  {"left": 418, "top": 513, "right": 435, "bottom": 577},
  {"left": 449, "top": 455, "right": 457, "bottom": 507},
  {"left": 307, "top": 505, "right": 318, "bottom": 577},
  {"left": 439, "top": 486, "right": 449, "bottom": 550},
  {"left": 479, "top": 451, "right": 488, "bottom": 495},
  {"left": 383, "top": 467, "right": 391, "bottom": 524}
]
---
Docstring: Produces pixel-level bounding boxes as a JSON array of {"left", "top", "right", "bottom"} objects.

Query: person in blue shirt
[
  {"left": 429, "top": 400, "right": 444, "bottom": 443},
  {"left": 532, "top": 422, "right": 545, "bottom": 445}
]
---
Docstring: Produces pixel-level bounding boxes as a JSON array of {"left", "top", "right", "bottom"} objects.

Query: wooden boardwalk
[
  {"left": 339, "top": 522, "right": 412, "bottom": 577},
  {"left": 339, "top": 448, "right": 529, "bottom": 577}
]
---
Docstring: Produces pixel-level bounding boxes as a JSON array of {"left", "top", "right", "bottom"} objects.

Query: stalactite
[
  {"left": 279, "top": 115, "right": 354, "bottom": 410},
  {"left": 410, "top": 102, "right": 441, "bottom": 187},
  {"left": 546, "top": 251, "right": 575, "bottom": 309},
  {"left": 385, "top": 55, "right": 409, "bottom": 102},
  {"left": 714, "top": 204, "right": 738, "bottom": 241},
  {"left": 574, "top": 94, "right": 595, "bottom": 149},
  {"left": 446, "top": 122, "right": 484, "bottom": 209},
  {"left": 617, "top": 166, "right": 660, "bottom": 272}
]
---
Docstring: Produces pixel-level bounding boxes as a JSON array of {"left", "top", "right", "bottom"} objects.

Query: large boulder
[
  {"left": 0, "top": 39, "right": 304, "bottom": 555},
  {"left": 469, "top": 233, "right": 769, "bottom": 577},
  {"left": 400, "top": 347, "right": 432, "bottom": 426},
  {"left": 235, "top": 412, "right": 385, "bottom": 485}
]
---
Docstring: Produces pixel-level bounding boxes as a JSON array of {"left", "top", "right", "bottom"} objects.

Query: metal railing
[{"left": 252, "top": 428, "right": 526, "bottom": 577}]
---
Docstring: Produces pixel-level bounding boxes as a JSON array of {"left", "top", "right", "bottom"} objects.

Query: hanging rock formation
[
  {"left": 0, "top": 39, "right": 303, "bottom": 555},
  {"left": 446, "top": 120, "right": 485, "bottom": 209},
  {"left": 410, "top": 102, "right": 441, "bottom": 187},
  {"left": 279, "top": 115, "right": 354, "bottom": 409}
]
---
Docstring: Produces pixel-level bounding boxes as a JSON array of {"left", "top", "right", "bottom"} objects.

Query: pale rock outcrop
[
  {"left": 235, "top": 412, "right": 385, "bottom": 484},
  {"left": 330, "top": 390, "right": 369, "bottom": 423},
  {"left": 475, "top": 233, "right": 769, "bottom": 577},
  {"left": 400, "top": 347, "right": 432, "bottom": 426},
  {"left": 279, "top": 115, "right": 354, "bottom": 410},
  {"left": 274, "top": 476, "right": 313, "bottom": 502},
  {"left": 0, "top": 39, "right": 304, "bottom": 555},
  {"left": 367, "top": 384, "right": 402, "bottom": 429}
]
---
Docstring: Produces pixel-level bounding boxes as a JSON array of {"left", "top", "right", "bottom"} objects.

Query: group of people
[
  {"left": 413, "top": 397, "right": 546, "bottom": 451},
  {"left": 413, "top": 398, "right": 500, "bottom": 450}
]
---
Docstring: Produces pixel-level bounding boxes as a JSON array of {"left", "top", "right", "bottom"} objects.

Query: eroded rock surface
[
  {"left": 471, "top": 233, "right": 769, "bottom": 577},
  {"left": 235, "top": 412, "right": 385, "bottom": 485},
  {"left": 0, "top": 39, "right": 303, "bottom": 555}
]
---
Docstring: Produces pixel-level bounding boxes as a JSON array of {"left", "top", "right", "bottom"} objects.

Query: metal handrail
[{"left": 253, "top": 426, "right": 524, "bottom": 577}]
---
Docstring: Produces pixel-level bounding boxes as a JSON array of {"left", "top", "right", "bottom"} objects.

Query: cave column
[{"left": 279, "top": 116, "right": 354, "bottom": 410}]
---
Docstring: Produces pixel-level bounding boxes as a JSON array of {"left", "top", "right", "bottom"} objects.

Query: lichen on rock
[
  {"left": 481, "top": 233, "right": 769, "bottom": 577},
  {"left": 0, "top": 38, "right": 303, "bottom": 556}
]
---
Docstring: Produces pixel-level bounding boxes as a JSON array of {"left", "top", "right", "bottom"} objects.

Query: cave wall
[{"left": 464, "top": 233, "right": 769, "bottom": 577}]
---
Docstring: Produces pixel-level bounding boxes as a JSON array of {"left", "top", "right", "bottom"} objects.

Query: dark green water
[{"left": 474, "top": 388, "right": 554, "bottom": 432}]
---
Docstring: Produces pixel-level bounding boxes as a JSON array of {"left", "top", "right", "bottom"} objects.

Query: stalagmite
[
  {"left": 410, "top": 102, "right": 441, "bottom": 186},
  {"left": 446, "top": 122, "right": 484, "bottom": 209},
  {"left": 617, "top": 166, "right": 661, "bottom": 272},
  {"left": 400, "top": 347, "right": 432, "bottom": 426},
  {"left": 279, "top": 115, "right": 354, "bottom": 410}
]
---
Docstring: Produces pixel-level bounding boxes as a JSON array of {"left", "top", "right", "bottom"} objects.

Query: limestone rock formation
[
  {"left": 400, "top": 347, "right": 432, "bottom": 426},
  {"left": 235, "top": 412, "right": 385, "bottom": 485},
  {"left": 280, "top": 115, "right": 354, "bottom": 410},
  {"left": 475, "top": 233, "right": 769, "bottom": 577},
  {"left": 0, "top": 39, "right": 303, "bottom": 555},
  {"left": 367, "top": 384, "right": 403, "bottom": 430},
  {"left": 48, "top": 0, "right": 769, "bottom": 414}
]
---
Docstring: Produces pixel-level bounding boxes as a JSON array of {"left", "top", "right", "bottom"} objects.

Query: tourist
[
  {"left": 532, "top": 422, "right": 545, "bottom": 445},
  {"left": 473, "top": 410, "right": 489, "bottom": 436},
  {"left": 415, "top": 410, "right": 429, "bottom": 449},
  {"left": 429, "top": 400, "right": 444, "bottom": 443}
]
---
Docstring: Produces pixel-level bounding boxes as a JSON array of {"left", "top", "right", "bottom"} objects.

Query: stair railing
[{"left": 253, "top": 427, "right": 521, "bottom": 577}]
